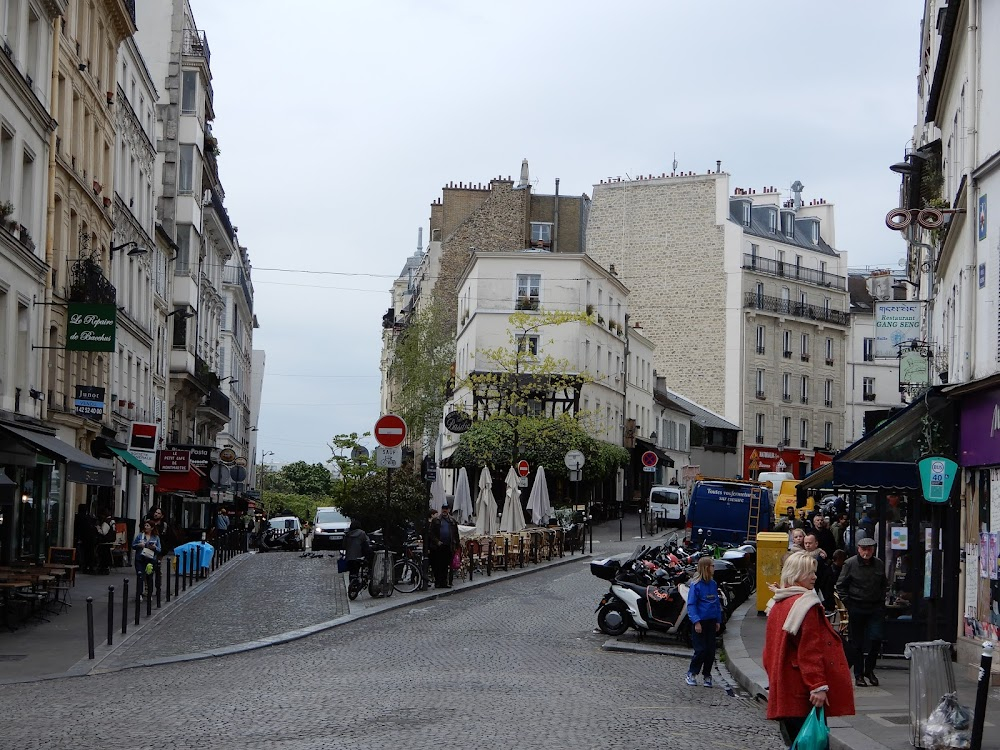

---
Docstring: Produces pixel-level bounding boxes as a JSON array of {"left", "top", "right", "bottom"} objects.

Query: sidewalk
[{"left": 723, "top": 601, "right": 1000, "bottom": 750}]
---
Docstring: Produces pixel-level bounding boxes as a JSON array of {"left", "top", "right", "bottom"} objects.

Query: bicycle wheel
[{"left": 393, "top": 560, "right": 421, "bottom": 594}]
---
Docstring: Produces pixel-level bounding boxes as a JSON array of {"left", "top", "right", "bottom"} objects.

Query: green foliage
[
  {"left": 263, "top": 492, "right": 330, "bottom": 523},
  {"left": 334, "top": 468, "right": 427, "bottom": 533},
  {"left": 275, "top": 460, "right": 333, "bottom": 496},
  {"left": 388, "top": 298, "right": 455, "bottom": 448}
]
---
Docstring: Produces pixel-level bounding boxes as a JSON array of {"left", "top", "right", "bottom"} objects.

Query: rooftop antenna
[
  {"left": 672, "top": 153, "right": 678, "bottom": 173},
  {"left": 790, "top": 180, "right": 805, "bottom": 210}
]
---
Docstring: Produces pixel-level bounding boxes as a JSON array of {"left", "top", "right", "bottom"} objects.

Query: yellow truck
[{"left": 772, "top": 479, "right": 815, "bottom": 520}]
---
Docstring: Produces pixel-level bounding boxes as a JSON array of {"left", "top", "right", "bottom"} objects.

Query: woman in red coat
[{"left": 764, "top": 551, "right": 854, "bottom": 747}]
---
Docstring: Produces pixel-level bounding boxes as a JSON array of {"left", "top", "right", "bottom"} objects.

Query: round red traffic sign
[
  {"left": 517, "top": 459, "right": 530, "bottom": 477},
  {"left": 374, "top": 414, "right": 407, "bottom": 448},
  {"left": 641, "top": 451, "right": 658, "bottom": 467}
]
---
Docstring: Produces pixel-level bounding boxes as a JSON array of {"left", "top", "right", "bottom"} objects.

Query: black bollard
[
  {"left": 146, "top": 578, "right": 152, "bottom": 617},
  {"left": 134, "top": 586, "right": 140, "bottom": 626},
  {"left": 970, "top": 640, "right": 995, "bottom": 750},
  {"left": 165, "top": 560, "right": 171, "bottom": 602},
  {"left": 181, "top": 551, "right": 187, "bottom": 592},
  {"left": 107, "top": 586, "right": 114, "bottom": 646},
  {"left": 121, "top": 578, "right": 129, "bottom": 635},
  {"left": 86, "top": 597, "right": 95, "bottom": 659},
  {"left": 503, "top": 538, "right": 509, "bottom": 571}
]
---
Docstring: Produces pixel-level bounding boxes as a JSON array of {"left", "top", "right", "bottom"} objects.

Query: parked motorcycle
[{"left": 258, "top": 527, "right": 301, "bottom": 552}]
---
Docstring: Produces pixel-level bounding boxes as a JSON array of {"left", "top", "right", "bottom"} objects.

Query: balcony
[
  {"left": 863, "top": 393, "right": 876, "bottom": 402},
  {"left": 755, "top": 390, "right": 766, "bottom": 400},
  {"left": 223, "top": 265, "right": 253, "bottom": 313},
  {"left": 825, "top": 358, "right": 835, "bottom": 366},
  {"left": 782, "top": 393, "right": 791, "bottom": 402},
  {"left": 825, "top": 399, "right": 833, "bottom": 407},
  {"left": 755, "top": 346, "right": 765, "bottom": 355},
  {"left": 207, "top": 187, "right": 236, "bottom": 243},
  {"left": 801, "top": 396, "right": 809, "bottom": 404},
  {"left": 182, "top": 29, "right": 211, "bottom": 67},
  {"left": 782, "top": 350, "right": 792, "bottom": 359},
  {"left": 744, "top": 292, "right": 850, "bottom": 326},
  {"left": 800, "top": 439, "right": 809, "bottom": 448},
  {"left": 801, "top": 353, "right": 810, "bottom": 362},
  {"left": 68, "top": 258, "right": 116, "bottom": 304},
  {"left": 742, "top": 254, "right": 847, "bottom": 290},
  {"left": 200, "top": 386, "right": 230, "bottom": 421},
  {"left": 755, "top": 434, "right": 764, "bottom": 443}
]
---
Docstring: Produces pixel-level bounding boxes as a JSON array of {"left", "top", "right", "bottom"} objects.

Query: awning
[
  {"left": 108, "top": 446, "right": 158, "bottom": 483},
  {"left": 0, "top": 472, "right": 14, "bottom": 487},
  {"left": 635, "top": 439, "right": 675, "bottom": 468},
  {"left": 0, "top": 422, "right": 114, "bottom": 486},
  {"left": 155, "top": 465, "right": 207, "bottom": 494}
]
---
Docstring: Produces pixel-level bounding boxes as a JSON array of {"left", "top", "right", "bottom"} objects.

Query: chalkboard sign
[{"left": 48, "top": 546, "right": 76, "bottom": 565}]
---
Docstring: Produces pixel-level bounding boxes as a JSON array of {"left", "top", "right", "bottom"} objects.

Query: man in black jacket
[
  {"left": 428, "top": 504, "right": 458, "bottom": 589},
  {"left": 836, "top": 536, "right": 888, "bottom": 687}
]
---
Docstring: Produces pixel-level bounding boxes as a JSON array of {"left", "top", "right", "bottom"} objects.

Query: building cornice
[
  {"left": 0, "top": 51, "right": 57, "bottom": 131},
  {"left": 102, "top": 0, "right": 138, "bottom": 44},
  {"left": 40, "top": 1, "right": 68, "bottom": 20}
]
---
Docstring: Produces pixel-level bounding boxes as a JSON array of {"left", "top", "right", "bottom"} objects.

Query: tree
[
  {"left": 387, "top": 297, "right": 455, "bottom": 451},
  {"left": 275, "top": 461, "right": 333, "bottom": 496}
]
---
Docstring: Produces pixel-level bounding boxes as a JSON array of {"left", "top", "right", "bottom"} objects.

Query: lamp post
[{"left": 260, "top": 450, "right": 274, "bottom": 517}]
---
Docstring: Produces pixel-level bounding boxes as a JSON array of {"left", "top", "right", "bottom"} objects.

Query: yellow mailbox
[{"left": 756, "top": 531, "right": 791, "bottom": 613}]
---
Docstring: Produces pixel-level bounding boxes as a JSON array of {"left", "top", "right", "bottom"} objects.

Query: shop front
[
  {"left": 155, "top": 446, "right": 215, "bottom": 543},
  {"left": 796, "top": 390, "right": 961, "bottom": 655},
  {"left": 743, "top": 447, "right": 813, "bottom": 480},
  {"left": 950, "top": 378, "right": 1000, "bottom": 665},
  {"left": 0, "top": 420, "right": 114, "bottom": 563}
]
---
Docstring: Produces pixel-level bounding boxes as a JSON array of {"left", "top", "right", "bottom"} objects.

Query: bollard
[
  {"left": 181, "top": 550, "right": 187, "bottom": 592},
  {"left": 166, "top": 560, "right": 171, "bottom": 603},
  {"left": 107, "top": 586, "right": 114, "bottom": 646},
  {"left": 134, "top": 586, "right": 140, "bottom": 626},
  {"left": 970, "top": 640, "right": 995, "bottom": 750},
  {"left": 121, "top": 578, "right": 129, "bottom": 635},
  {"left": 486, "top": 539, "right": 492, "bottom": 576},
  {"left": 86, "top": 597, "right": 95, "bottom": 659},
  {"left": 146, "top": 577, "right": 152, "bottom": 617},
  {"left": 504, "top": 538, "right": 509, "bottom": 571},
  {"left": 518, "top": 536, "right": 524, "bottom": 568}
]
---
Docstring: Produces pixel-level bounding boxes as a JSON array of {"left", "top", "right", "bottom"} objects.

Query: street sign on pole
[
  {"left": 374, "top": 414, "right": 407, "bottom": 448},
  {"left": 375, "top": 446, "right": 402, "bottom": 468},
  {"left": 517, "top": 476, "right": 528, "bottom": 488},
  {"left": 564, "top": 450, "right": 585, "bottom": 470},
  {"left": 517, "top": 459, "right": 530, "bottom": 477},
  {"left": 351, "top": 445, "right": 370, "bottom": 461},
  {"left": 568, "top": 470, "right": 582, "bottom": 482},
  {"left": 641, "top": 451, "right": 658, "bottom": 468}
]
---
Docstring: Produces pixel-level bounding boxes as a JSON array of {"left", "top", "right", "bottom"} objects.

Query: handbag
[
  {"left": 336, "top": 555, "right": 349, "bottom": 574},
  {"left": 791, "top": 706, "right": 829, "bottom": 750},
  {"left": 140, "top": 546, "right": 156, "bottom": 559},
  {"left": 451, "top": 549, "right": 462, "bottom": 570}
]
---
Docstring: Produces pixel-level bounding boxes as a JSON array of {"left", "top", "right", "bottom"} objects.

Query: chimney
[
  {"left": 716, "top": 160, "right": 721, "bottom": 174},
  {"left": 553, "top": 178, "right": 560, "bottom": 253},
  {"left": 516, "top": 159, "right": 529, "bottom": 189}
]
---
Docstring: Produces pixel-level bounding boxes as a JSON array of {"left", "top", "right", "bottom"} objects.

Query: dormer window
[
  {"left": 742, "top": 202, "right": 751, "bottom": 226},
  {"left": 782, "top": 212, "right": 795, "bottom": 238},
  {"left": 811, "top": 222, "right": 820, "bottom": 244},
  {"left": 530, "top": 222, "right": 552, "bottom": 247},
  {"left": 768, "top": 209, "right": 777, "bottom": 233}
]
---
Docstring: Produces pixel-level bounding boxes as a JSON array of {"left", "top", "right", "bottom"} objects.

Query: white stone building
[
  {"left": 586, "top": 172, "right": 849, "bottom": 480},
  {"left": 247, "top": 347, "right": 264, "bottom": 489},
  {"left": 217, "top": 245, "right": 256, "bottom": 466}
]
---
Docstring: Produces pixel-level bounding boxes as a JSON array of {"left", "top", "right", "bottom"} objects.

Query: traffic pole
[{"left": 970, "top": 640, "right": 994, "bottom": 750}]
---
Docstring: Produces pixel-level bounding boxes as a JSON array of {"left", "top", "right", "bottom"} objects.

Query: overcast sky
[{"left": 192, "top": 0, "right": 922, "bottom": 466}]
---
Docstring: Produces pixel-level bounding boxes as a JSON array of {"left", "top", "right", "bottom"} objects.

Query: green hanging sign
[
  {"left": 66, "top": 303, "right": 117, "bottom": 352},
  {"left": 917, "top": 456, "right": 958, "bottom": 504}
]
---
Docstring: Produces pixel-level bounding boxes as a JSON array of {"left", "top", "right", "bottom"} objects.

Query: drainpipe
[
  {"left": 963, "top": 0, "right": 980, "bottom": 381},
  {"left": 40, "top": 16, "right": 62, "bottom": 423},
  {"left": 552, "top": 178, "right": 559, "bottom": 253}
]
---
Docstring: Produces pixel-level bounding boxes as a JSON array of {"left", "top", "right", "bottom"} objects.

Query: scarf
[{"left": 765, "top": 586, "right": 823, "bottom": 635}]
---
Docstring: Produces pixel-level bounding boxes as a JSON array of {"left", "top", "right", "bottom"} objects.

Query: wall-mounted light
[
  {"left": 78, "top": 62, "right": 88, "bottom": 71},
  {"left": 166, "top": 309, "right": 195, "bottom": 320},
  {"left": 29, "top": 388, "right": 44, "bottom": 400},
  {"left": 110, "top": 241, "right": 148, "bottom": 257}
]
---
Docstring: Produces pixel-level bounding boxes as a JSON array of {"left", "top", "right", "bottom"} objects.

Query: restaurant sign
[
  {"left": 874, "top": 301, "right": 922, "bottom": 358},
  {"left": 74, "top": 385, "right": 105, "bottom": 419},
  {"left": 66, "top": 303, "right": 116, "bottom": 352},
  {"left": 157, "top": 449, "right": 190, "bottom": 473},
  {"left": 166, "top": 444, "right": 211, "bottom": 468},
  {"left": 958, "top": 384, "right": 1000, "bottom": 466}
]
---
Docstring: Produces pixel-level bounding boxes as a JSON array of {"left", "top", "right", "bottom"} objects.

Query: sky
[{"left": 191, "top": 0, "right": 924, "bottom": 466}]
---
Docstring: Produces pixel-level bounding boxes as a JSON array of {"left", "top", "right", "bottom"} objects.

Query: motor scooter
[{"left": 258, "top": 527, "right": 301, "bottom": 552}]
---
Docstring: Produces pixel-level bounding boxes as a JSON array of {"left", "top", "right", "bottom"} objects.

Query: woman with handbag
[
  {"left": 764, "top": 551, "right": 854, "bottom": 748},
  {"left": 132, "top": 520, "right": 162, "bottom": 599}
]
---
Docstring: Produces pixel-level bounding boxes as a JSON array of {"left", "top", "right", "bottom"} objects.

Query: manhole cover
[{"left": 0, "top": 655, "right": 27, "bottom": 661}]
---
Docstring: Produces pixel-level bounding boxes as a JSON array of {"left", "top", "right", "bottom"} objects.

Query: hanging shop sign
[
  {"left": 874, "top": 302, "right": 922, "bottom": 358},
  {"left": 74, "top": 385, "right": 105, "bottom": 419},
  {"left": 157, "top": 449, "right": 190, "bottom": 473},
  {"left": 444, "top": 410, "right": 473, "bottom": 433},
  {"left": 66, "top": 303, "right": 116, "bottom": 352},
  {"left": 166, "top": 443, "right": 212, "bottom": 468},
  {"left": 918, "top": 456, "right": 958, "bottom": 504},
  {"left": 128, "top": 422, "right": 159, "bottom": 469}
]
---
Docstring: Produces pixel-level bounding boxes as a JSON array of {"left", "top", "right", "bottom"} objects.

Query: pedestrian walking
[
  {"left": 811, "top": 514, "right": 837, "bottom": 559},
  {"left": 764, "top": 551, "right": 855, "bottom": 747},
  {"left": 342, "top": 523, "right": 371, "bottom": 586},
  {"left": 685, "top": 556, "right": 722, "bottom": 687},
  {"left": 428, "top": 504, "right": 458, "bottom": 589},
  {"left": 132, "top": 519, "right": 161, "bottom": 598},
  {"left": 802, "top": 531, "right": 835, "bottom": 611},
  {"left": 835, "top": 536, "right": 887, "bottom": 687}
]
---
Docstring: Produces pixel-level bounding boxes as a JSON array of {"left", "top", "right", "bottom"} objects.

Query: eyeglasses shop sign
[
  {"left": 67, "top": 303, "right": 117, "bottom": 352},
  {"left": 874, "top": 302, "right": 922, "bottom": 358}
]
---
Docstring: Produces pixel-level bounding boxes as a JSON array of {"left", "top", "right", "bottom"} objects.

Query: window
[
  {"left": 782, "top": 330, "right": 791, "bottom": 356},
  {"left": 782, "top": 373, "right": 791, "bottom": 401},
  {"left": 516, "top": 273, "right": 540, "bottom": 309},
  {"left": 178, "top": 144, "right": 194, "bottom": 193},
  {"left": 756, "top": 282, "right": 764, "bottom": 306},
  {"left": 181, "top": 71, "right": 197, "bottom": 113},
  {"left": 824, "top": 379, "right": 833, "bottom": 407},
  {"left": 782, "top": 416, "right": 790, "bottom": 444},
  {"left": 784, "top": 213, "right": 794, "bottom": 237},
  {"left": 863, "top": 377, "right": 875, "bottom": 401},
  {"left": 755, "top": 414, "right": 765, "bottom": 443},
  {"left": 0, "top": 127, "right": 13, "bottom": 205},
  {"left": 530, "top": 222, "right": 552, "bottom": 246},
  {"left": 799, "top": 290, "right": 808, "bottom": 307},
  {"left": 678, "top": 424, "right": 688, "bottom": 451},
  {"left": 800, "top": 419, "right": 809, "bottom": 448},
  {"left": 755, "top": 369, "right": 765, "bottom": 398},
  {"left": 742, "top": 202, "right": 751, "bottom": 226},
  {"left": 750, "top": 243, "right": 758, "bottom": 266},
  {"left": 863, "top": 337, "right": 874, "bottom": 362},
  {"left": 756, "top": 325, "right": 765, "bottom": 354},
  {"left": 824, "top": 421, "right": 833, "bottom": 447},
  {"left": 826, "top": 337, "right": 834, "bottom": 363},
  {"left": 768, "top": 209, "right": 777, "bottom": 232},
  {"left": 800, "top": 333, "right": 809, "bottom": 357},
  {"left": 795, "top": 255, "right": 802, "bottom": 277},
  {"left": 800, "top": 375, "right": 809, "bottom": 403},
  {"left": 780, "top": 286, "right": 790, "bottom": 313}
]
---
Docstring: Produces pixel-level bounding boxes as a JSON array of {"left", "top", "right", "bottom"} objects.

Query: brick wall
[{"left": 586, "top": 175, "right": 729, "bottom": 415}]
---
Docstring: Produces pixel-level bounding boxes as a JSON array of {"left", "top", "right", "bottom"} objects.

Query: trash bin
[
  {"left": 905, "top": 639, "right": 956, "bottom": 748},
  {"left": 755, "top": 532, "right": 790, "bottom": 613}
]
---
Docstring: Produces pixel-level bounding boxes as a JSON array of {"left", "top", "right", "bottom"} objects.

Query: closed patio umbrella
[
  {"left": 473, "top": 467, "right": 497, "bottom": 536},
  {"left": 430, "top": 471, "right": 446, "bottom": 511},
  {"left": 499, "top": 466, "right": 527, "bottom": 533},
  {"left": 452, "top": 467, "right": 474, "bottom": 524},
  {"left": 526, "top": 466, "right": 552, "bottom": 526}
]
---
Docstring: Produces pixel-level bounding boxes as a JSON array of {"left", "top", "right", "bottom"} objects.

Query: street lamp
[
  {"left": 260, "top": 450, "right": 274, "bottom": 516},
  {"left": 109, "top": 240, "right": 149, "bottom": 256}
]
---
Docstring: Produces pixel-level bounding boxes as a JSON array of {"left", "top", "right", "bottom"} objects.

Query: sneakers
[
  {"left": 703, "top": 676, "right": 713, "bottom": 688},
  {"left": 685, "top": 673, "right": 697, "bottom": 686},
  {"left": 855, "top": 677, "right": 868, "bottom": 688},
  {"left": 864, "top": 672, "right": 879, "bottom": 687}
]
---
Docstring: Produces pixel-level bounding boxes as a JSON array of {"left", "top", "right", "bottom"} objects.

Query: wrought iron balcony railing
[
  {"left": 182, "top": 29, "right": 211, "bottom": 66},
  {"left": 742, "top": 254, "right": 847, "bottom": 290},
  {"left": 68, "top": 258, "right": 116, "bottom": 304},
  {"left": 744, "top": 292, "right": 850, "bottom": 326}
]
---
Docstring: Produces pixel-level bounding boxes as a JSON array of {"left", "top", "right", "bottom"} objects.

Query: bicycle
[{"left": 392, "top": 543, "right": 424, "bottom": 594}]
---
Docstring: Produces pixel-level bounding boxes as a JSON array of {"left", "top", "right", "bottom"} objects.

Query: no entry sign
[
  {"left": 374, "top": 414, "right": 407, "bottom": 448},
  {"left": 517, "top": 459, "right": 530, "bottom": 477}
]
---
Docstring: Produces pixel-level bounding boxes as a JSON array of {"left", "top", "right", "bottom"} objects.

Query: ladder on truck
[{"left": 746, "top": 486, "right": 762, "bottom": 543}]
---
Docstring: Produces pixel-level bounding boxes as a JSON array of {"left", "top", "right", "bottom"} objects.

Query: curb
[
  {"left": 601, "top": 636, "right": 691, "bottom": 660},
  {"left": 80, "top": 550, "right": 593, "bottom": 676}
]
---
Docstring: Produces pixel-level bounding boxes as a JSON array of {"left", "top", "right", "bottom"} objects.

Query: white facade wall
[
  {"left": 653, "top": 403, "right": 691, "bottom": 485},
  {"left": 845, "top": 308, "right": 900, "bottom": 443},
  {"left": 248, "top": 348, "right": 264, "bottom": 488}
]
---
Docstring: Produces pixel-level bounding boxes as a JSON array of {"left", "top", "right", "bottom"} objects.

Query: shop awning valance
[{"left": 0, "top": 422, "right": 114, "bottom": 486}]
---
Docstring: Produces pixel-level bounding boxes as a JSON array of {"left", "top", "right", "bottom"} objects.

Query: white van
[
  {"left": 756, "top": 471, "right": 794, "bottom": 492},
  {"left": 648, "top": 485, "right": 687, "bottom": 528}
]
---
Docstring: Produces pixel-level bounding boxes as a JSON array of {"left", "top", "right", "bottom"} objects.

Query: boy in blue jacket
[{"left": 686, "top": 556, "right": 723, "bottom": 687}]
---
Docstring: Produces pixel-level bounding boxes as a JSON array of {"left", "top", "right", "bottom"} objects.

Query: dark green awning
[{"left": 109, "top": 446, "right": 158, "bottom": 483}]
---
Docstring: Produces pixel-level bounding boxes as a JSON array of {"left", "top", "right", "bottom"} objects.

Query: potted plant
[
  {"left": 0, "top": 200, "right": 13, "bottom": 226},
  {"left": 585, "top": 303, "right": 594, "bottom": 317},
  {"left": 102, "top": 196, "right": 112, "bottom": 208},
  {"left": 617, "top": 323, "right": 624, "bottom": 336},
  {"left": 597, "top": 314, "right": 605, "bottom": 326},
  {"left": 93, "top": 180, "right": 102, "bottom": 195},
  {"left": 608, "top": 318, "right": 617, "bottom": 331},
  {"left": 18, "top": 225, "right": 34, "bottom": 250}
]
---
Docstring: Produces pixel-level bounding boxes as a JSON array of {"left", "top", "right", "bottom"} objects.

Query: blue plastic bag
[{"left": 791, "top": 707, "right": 829, "bottom": 750}]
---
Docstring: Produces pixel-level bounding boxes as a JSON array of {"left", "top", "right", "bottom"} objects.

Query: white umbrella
[
  {"left": 526, "top": 466, "right": 552, "bottom": 526},
  {"left": 452, "top": 467, "right": 474, "bottom": 524},
  {"left": 499, "top": 466, "right": 527, "bottom": 533},
  {"left": 473, "top": 467, "right": 498, "bottom": 536},
  {"left": 430, "top": 471, "right": 446, "bottom": 511}
]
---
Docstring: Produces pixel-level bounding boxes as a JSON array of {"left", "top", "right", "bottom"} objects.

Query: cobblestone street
[{"left": 0, "top": 537, "right": 784, "bottom": 750}]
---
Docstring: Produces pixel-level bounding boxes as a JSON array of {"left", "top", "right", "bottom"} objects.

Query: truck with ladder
[{"left": 685, "top": 477, "right": 773, "bottom": 545}]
